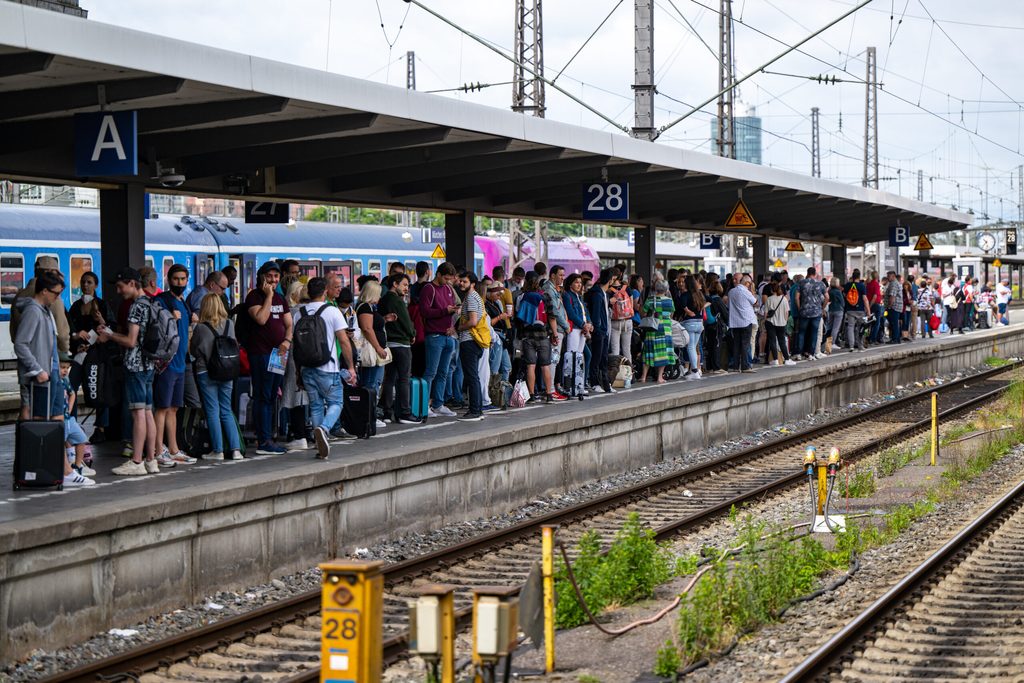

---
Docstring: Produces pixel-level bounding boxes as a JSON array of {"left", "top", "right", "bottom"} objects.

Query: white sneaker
[
  {"left": 144, "top": 459, "right": 160, "bottom": 474},
  {"left": 815, "top": 353, "right": 827, "bottom": 359},
  {"left": 376, "top": 419, "right": 387, "bottom": 429},
  {"left": 435, "top": 405, "right": 456, "bottom": 417},
  {"left": 427, "top": 409, "right": 440, "bottom": 418},
  {"left": 112, "top": 460, "right": 148, "bottom": 476},
  {"left": 156, "top": 453, "right": 177, "bottom": 469},
  {"left": 685, "top": 372, "right": 701, "bottom": 381},
  {"left": 770, "top": 360, "right": 779, "bottom": 366},
  {"left": 169, "top": 451, "right": 197, "bottom": 464},
  {"left": 63, "top": 472, "right": 95, "bottom": 487},
  {"left": 284, "top": 438, "right": 308, "bottom": 451},
  {"left": 202, "top": 451, "right": 225, "bottom": 461},
  {"left": 591, "top": 385, "right": 605, "bottom": 394},
  {"left": 73, "top": 464, "right": 97, "bottom": 477},
  {"left": 785, "top": 359, "right": 797, "bottom": 366},
  {"left": 229, "top": 450, "right": 244, "bottom": 460},
  {"left": 314, "top": 426, "right": 330, "bottom": 460}
]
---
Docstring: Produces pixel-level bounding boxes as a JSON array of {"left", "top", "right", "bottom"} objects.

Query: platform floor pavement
[{"left": 0, "top": 323, "right": 1015, "bottom": 528}]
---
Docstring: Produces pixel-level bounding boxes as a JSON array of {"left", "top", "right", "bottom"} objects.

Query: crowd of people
[{"left": 11, "top": 253, "right": 1015, "bottom": 488}]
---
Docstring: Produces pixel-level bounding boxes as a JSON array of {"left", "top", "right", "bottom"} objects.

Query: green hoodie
[{"left": 379, "top": 290, "right": 415, "bottom": 345}]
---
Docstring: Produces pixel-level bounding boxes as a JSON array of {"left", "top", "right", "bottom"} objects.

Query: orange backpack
[{"left": 610, "top": 286, "right": 634, "bottom": 321}]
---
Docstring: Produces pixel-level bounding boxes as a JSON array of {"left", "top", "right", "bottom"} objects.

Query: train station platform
[{"left": 3, "top": 322, "right": 1024, "bottom": 660}]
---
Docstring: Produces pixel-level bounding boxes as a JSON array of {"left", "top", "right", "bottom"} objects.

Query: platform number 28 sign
[{"left": 582, "top": 182, "right": 629, "bottom": 220}]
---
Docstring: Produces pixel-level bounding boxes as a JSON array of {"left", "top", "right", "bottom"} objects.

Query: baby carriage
[{"left": 664, "top": 320, "right": 690, "bottom": 380}]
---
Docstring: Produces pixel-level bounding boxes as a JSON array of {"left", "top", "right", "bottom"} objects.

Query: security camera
[{"left": 159, "top": 172, "right": 186, "bottom": 188}]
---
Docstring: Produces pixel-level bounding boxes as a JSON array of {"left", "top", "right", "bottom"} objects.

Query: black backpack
[
  {"left": 293, "top": 305, "right": 333, "bottom": 368},
  {"left": 204, "top": 321, "right": 240, "bottom": 382}
]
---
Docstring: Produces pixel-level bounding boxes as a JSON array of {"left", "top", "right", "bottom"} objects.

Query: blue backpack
[{"left": 516, "top": 293, "right": 548, "bottom": 331}]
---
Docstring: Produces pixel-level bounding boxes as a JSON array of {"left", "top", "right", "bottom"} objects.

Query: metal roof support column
[
  {"left": 99, "top": 183, "right": 146, "bottom": 296},
  {"left": 752, "top": 235, "right": 769, "bottom": 278},
  {"left": 634, "top": 225, "right": 656, "bottom": 287},
  {"left": 445, "top": 210, "right": 476, "bottom": 272},
  {"left": 823, "top": 245, "right": 847, "bottom": 280}
]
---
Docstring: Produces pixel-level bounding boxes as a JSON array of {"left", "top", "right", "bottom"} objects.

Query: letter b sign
[{"left": 888, "top": 225, "right": 910, "bottom": 247}]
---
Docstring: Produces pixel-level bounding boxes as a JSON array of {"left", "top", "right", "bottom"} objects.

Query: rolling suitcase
[
  {"left": 562, "top": 350, "right": 586, "bottom": 400},
  {"left": 410, "top": 377, "right": 429, "bottom": 420},
  {"left": 14, "top": 384, "right": 65, "bottom": 490},
  {"left": 342, "top": 385, "right": 377, "bottom": 439}
]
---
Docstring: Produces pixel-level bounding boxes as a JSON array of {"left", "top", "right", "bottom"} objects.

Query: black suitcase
[
  {"left": 14, "top": 384, "right": 65, "bottom": 490},
  {"left": 342, "top": 385, "right": 377, "bottom": 439}
]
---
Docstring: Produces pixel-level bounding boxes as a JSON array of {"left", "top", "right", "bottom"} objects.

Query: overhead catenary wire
[
  {"left": 551, "top": 0, "right": 624, "bottom": 85},
  {"left": 403, "top": 0, "right": 630, "bottom": 133},
  {"left": 656, "top": 0, "right": 872, "bottom": 137}
]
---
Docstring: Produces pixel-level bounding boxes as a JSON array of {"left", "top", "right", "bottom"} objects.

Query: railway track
[
  {"left": 40, "top": 364, "right": 1021, "bottom": 683},
  {"left": 780, "top": 472, "right": 1024, "bottom": 682}
]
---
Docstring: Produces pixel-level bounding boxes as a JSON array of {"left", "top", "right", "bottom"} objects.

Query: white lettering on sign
[
  {"left": 585, "top": 184, "right": 624, "bottom": 213},
  {"left": 249, "top": 202, "right": 280, "bottom": 216},
  {"left": 893, "top": 226, "right": 908, "bottom": 244},
  {"left": 91, "top": 115, "right": 127, "bottom": 162}
]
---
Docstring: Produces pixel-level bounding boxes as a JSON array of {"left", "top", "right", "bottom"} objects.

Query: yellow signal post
[
  {"left": 930, "top": 392, "right": 939, "bottom": 466},
  {"left": 817, "top": 462, "right": 828, "bottom": 514},
  {"left": 408, "top": 584, "right": 456, "bottom": 683},
  {"left": 319, "top": 560, "right": 383, "bottom": 683},
  {"left": 541, "top": 525, "right": 558, "bottom": 673}
]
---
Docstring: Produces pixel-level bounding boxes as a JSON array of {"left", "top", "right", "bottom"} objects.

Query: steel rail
[
  {"left": 40, "top": 363, "right": 1020, "bottom": 683},
  {"left": 779, "top": 474, "right": 1024, "bottom": 682}
]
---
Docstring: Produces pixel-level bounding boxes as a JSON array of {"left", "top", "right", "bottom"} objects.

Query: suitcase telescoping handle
[{"left": 30, "top": 379, "right": 53, "bottom": 420}]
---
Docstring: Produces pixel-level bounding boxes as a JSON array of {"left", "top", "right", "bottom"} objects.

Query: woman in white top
[{"left": 763, "top": 282, "right": 795, "bottom": 365}]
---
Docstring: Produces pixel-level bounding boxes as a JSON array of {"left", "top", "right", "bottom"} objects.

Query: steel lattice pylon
[
  {"left": 811, "top": 106, "right": 821, "bottom": 177},
  {"left": 512, "top": 0, "right": 545, "bottom": 117},
  {"left": 715, "top": 0, "right": 736, "bottom": 159},
  {"left": 862, "top": 46, "right": 879, "bottom": 189}
]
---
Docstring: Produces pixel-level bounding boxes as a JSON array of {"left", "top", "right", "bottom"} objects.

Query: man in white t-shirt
[
  {"left": 296, "top": 277, "right": 357, "bottom": 460},
  {"left": 996, "top": 279, "right": 1012, "bottom": 325}
]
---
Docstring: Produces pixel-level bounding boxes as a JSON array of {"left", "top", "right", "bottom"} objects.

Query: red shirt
[{"left": 866, "top": 280, "right": 882, "bottom": 306}]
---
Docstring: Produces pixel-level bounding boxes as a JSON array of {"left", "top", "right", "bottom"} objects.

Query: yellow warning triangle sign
[
  {"left": 913, "top": 234, "right": 934, "bottom": 250},
  {"left": 993, "top": 258, "right": 1002, "bottom": 268},
  {"left": 784, "top": 241, "right": 804, "bottom": 252},
  {"left": 773, "top": 258, "right": 785, "bottom": 269},
  {"left": 724, "top": 198, "right": 757, "bottom": 228},
  {"left": 430, "top": 244, "right": 446, "bottom": 259}
]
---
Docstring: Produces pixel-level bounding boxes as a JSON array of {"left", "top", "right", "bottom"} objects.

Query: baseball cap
[
  {"left": 110, "top": 267, "right": 141, "bottom": 284},
  {"left": 257, "top": 261, "right": 281, "bottom": 277}
]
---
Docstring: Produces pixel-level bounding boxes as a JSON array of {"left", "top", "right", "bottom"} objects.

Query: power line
[
  {"left": 373, "top": 0, "right": 412, "bottom": 49},
  {"left": 551, "top": 0, "right": 624, "bottom": 84}
]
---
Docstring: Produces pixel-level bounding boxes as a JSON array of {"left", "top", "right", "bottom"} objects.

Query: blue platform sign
[
  {"left": 74, "top": 111, "right": 138, "bottom": 177},
  {"left": 699, "top": 233, "right": 722, "bottom": 250},
  {"left": 888, "top": 224, "right": 910, "bottom": 247},
  {"left": 244, "top": 201, "right": 289, "bottom": 224},
  {"left": 582, "top": 182, "right": 629, "bottom": 221}
]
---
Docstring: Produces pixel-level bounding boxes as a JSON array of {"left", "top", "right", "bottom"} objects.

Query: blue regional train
[{"left": 0, "top": 204, "right": 450, "bottom": 363}]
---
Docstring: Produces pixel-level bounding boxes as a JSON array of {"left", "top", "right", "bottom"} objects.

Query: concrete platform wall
[{"left": 2, "top": 326, "right": 1022, "bottom": 660}]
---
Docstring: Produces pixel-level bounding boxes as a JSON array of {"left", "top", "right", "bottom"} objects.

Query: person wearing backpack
[
  {"left": 153, "top": 264, "right": 195, "bottom": 468},
  {"left": 608, "top": 279, "right": 634, "bottom": 357},
  {"left": 189, "top": 293, "right": 243, "bottom": 461},
  {"left": 295, "top": 277, "right": 357, "bottom": 460},
  {"left": 842, "top": 269, "right": 870, "bottom": 351},
  {"left": 97, "top": 268, "right": 159, "bottom": 476}
]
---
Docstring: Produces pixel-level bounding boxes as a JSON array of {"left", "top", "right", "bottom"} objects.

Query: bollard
[
  {"left": 408, "top": 584, "right": 456, "bottom": 683},
  {"left": 931, "top": 391, "right": 939, "bottom": 466},
  {"left": 319, "top": 560, "right": 383, "bottom": 683},
  {"left": 541, "top": 524, "right": 558, "bottom": 673}
]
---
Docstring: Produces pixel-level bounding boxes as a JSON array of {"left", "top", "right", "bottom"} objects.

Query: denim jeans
[
  {"left": 871, "top": 303, "right": 884, "bottom": 342},
  {"left": 447, "top": 347, "right": 464, "bottom": 403},
  {"left": 301, "top": 367, "right": 344, "bottom": 431},
  {"left": 682, "top": 319, "right": 704, "bottom": 371},
  {"left": 488, "top": 335, "right": 512, "bottom": 382},
  {"left": 358, "top": 365, "right": 384, "bottom": 396},
  {"left": 798, "top": 316, "right": 820, "bottom": 356},
  {"left": 887, "top": 309, "right": 902, "bottom": 342},
  {"left": 196, "top": 371, "right": 240, "bottom": 453},
  {"left": 249, "top": 353, "right": 283, "bottom": 445},
  {"left": 423, "top": 333, "right": 456, "bottom": 409},
  {"left": 459, "top": 340, "right": 483, "bottom": 414}
]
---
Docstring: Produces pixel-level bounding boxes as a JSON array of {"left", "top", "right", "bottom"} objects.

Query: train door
[{"left": 195, "top": 253, "right": 216, "bottom": 289}]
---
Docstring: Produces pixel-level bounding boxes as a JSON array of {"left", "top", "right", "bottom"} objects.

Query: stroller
[
  {"left": 834, "top": 312, "right": 875, "bottom": 349},
  {"left": 665, "top": 321, "right": 690, "bottom": 380}
]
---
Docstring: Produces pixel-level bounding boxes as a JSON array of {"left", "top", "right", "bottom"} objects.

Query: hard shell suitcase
[
  {"left": 562, "top": 350, "right": 586, "bottom": 400},
  {"left": 410, "top": 377, "right": 429, "bottom": 420},
  {"left": 342, "top": 385, "right": 377, "bottom": 439},
  {"left": 14, "top": 384, "right": 65, "bottom": 490}
]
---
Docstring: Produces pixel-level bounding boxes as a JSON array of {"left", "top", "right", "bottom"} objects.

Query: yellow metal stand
[
  {"left": 931, "top": 391, "right": 939, "bottom": 466},
  {"left": 542, "top": 524, "right": 558, "bottom": 674},
  {"left": 319, "top": 560, "right": 383, "bottom": 683},
  {"left": 816, "top": 464, "right": 827, "bottom": 514}
]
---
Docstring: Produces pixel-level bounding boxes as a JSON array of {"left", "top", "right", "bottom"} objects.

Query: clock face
[{"left": 979, "top": 233, "right": 996, "bottom": 252}]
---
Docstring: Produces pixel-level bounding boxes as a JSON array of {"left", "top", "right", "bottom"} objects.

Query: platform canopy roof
[{"left": 0, "top": 3, "right": 970, "bottom": 247}]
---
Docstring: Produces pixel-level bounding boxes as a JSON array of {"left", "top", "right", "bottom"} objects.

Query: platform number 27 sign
[{"left": 582, "top": 182, "right": 629, "bottom": 220}]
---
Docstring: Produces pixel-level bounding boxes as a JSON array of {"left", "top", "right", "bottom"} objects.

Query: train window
[
  {"left": 405, "top": 260, "right": 418, "bottom": 282},
  {"left": 70, "top": 255, "right": 93, "bottom": 299},
  {"left": 0, "top": 254, "right": 24, "bottom": 307},
  {"left": 367, "top": 259, "right": 382, "bottom": 281},
  {"left": 297, "top": 261, "right": 320, "bottom": 280},
  {"left": 144, "top": 255, "right": 154, "bottom": 269},
  {"left": 162, "top": 256, "right": 174, "bottom": 288}
]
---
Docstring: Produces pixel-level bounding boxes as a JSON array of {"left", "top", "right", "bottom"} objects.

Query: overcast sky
[{"left": 81, "top": 0, "right": 1024, "bottom": 225}]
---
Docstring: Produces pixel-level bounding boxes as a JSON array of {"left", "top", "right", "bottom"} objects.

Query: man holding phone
[{"left": 243, "top": 262, "right": 293, "bottom": 454}]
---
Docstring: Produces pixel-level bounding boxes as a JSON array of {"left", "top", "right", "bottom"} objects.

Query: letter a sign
[{"left": 74, "top": 111, "right": 138, "bottom": 176}]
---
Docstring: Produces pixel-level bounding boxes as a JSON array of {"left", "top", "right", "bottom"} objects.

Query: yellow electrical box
[{"left": 319, "top": 560, "right": 383, "bottom": 683}]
